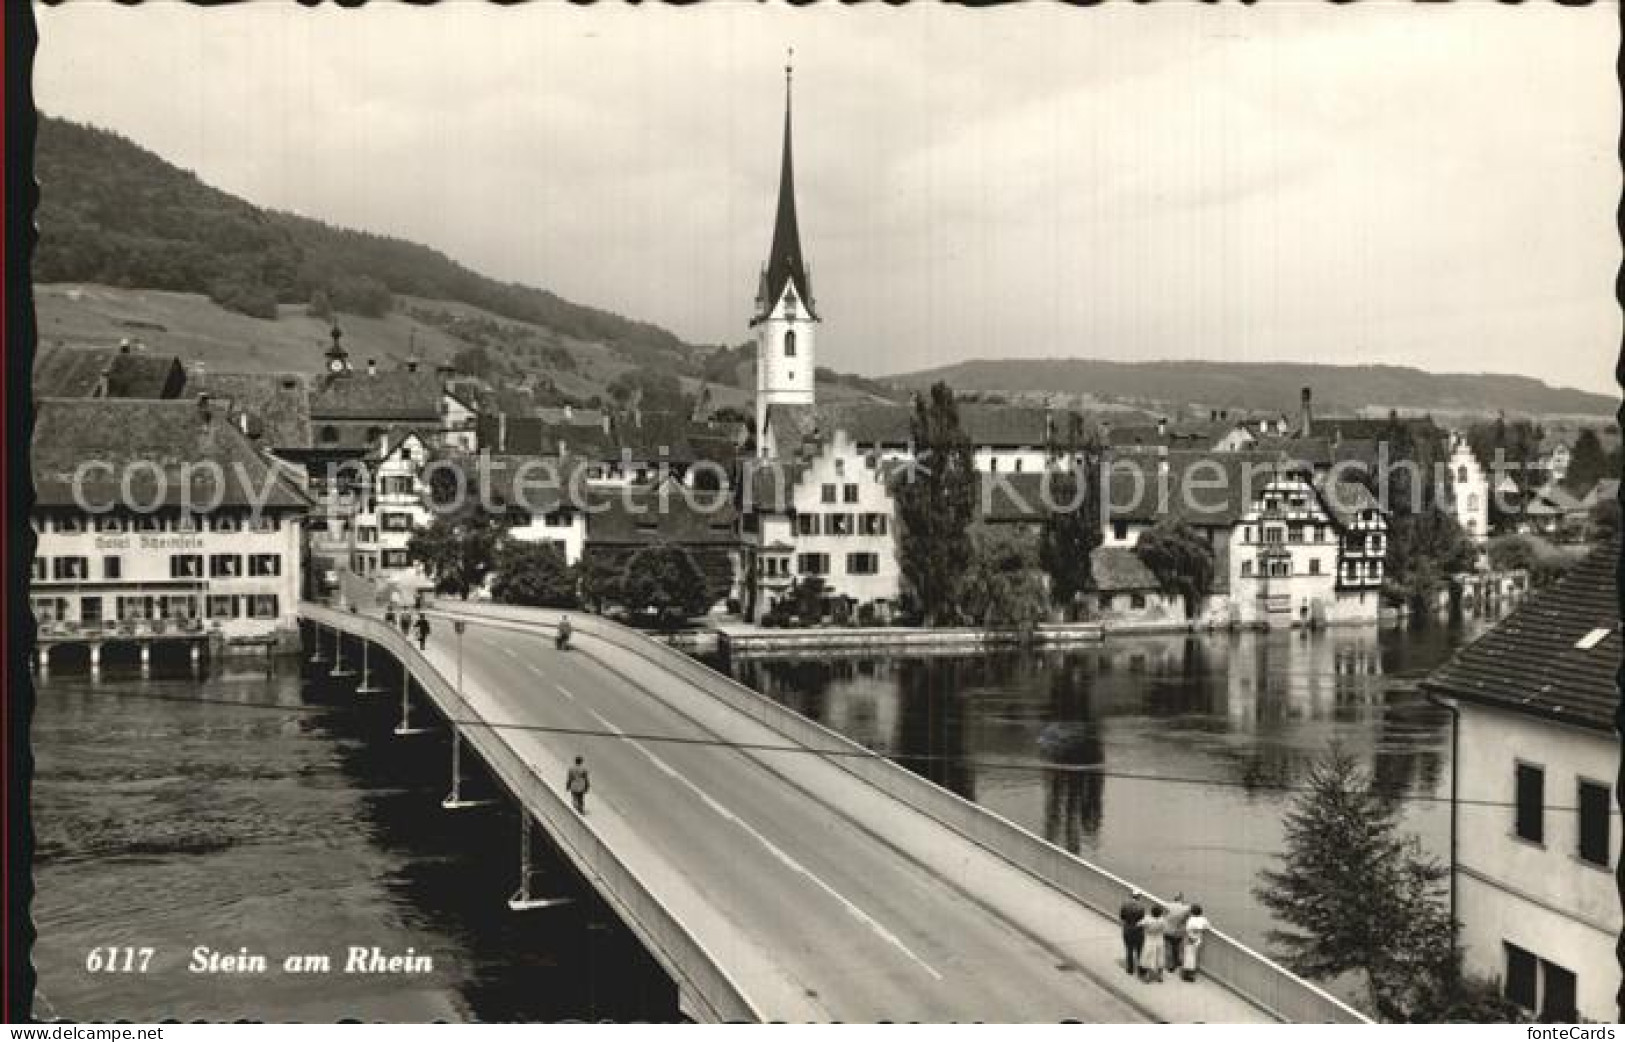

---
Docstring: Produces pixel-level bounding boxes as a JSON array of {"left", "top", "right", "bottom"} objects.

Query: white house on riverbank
[
  {"left": 31, "top": 397, "right": 311, "bottom": 654},
  {"left": 1422, "top": 539, "right": 1620, "bottom": 1023}
]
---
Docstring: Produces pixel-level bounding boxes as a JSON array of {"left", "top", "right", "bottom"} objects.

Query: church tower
[{"left": 753, "top": 56, "right": 818, "bottom": 453}]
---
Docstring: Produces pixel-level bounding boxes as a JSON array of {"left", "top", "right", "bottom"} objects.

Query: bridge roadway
[{"left": 312, "top": 596, "right": 1292, "bottom": 1022}]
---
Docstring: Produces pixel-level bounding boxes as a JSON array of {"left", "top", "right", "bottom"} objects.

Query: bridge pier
[
  {"left": 88, "top": 642, "right": 100, "bottom": 678},
  {"left": 308, "top": 624, "right": 328, "bottom": 666},
  {"left": 139, "top": 641, "right": 151, "bottom": 677},
  {"left": 354, "top": 638, "right": 383, "bottom": 695},
  {"left": 329, "top": 631, "right": 355, "bottom": 679},
  {"left": 393, "top": 669, "right": 431, "bottom": 736},
  {"left": 36, "top": 646, "right": 49, "bottom": 675},
  {"left": 508, "top": 810, "right": 571, "bottom": 912},
  {"left": 441, "top": 728, "right": 492, "bottom": 810}
]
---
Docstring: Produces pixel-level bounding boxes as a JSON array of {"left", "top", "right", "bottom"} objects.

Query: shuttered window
[
  {"left": 1504, "top": 943, "right": 1536, "bottom": 1011},
  {"left": 1579, "top": 780, "right": 1610, "bottom": 867},
  {"left": 1514, "top": 763, "right": 1544, "bottom": 844}
]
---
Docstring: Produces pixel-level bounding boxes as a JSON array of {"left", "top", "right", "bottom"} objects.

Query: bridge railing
[
  {"left": 300, "top": 603, "right": 760, "bottom": 1024},
  {"left": 431, "top": 601, "right": 1370, "bottom": 1026}
]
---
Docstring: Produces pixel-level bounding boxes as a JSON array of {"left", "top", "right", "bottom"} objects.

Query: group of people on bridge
[
  {"left": 1118, "top": 888, "right": 1210, "bottom": 984},
  {"left": 383, "top": 606, "right": 432, "bottom": 650}
]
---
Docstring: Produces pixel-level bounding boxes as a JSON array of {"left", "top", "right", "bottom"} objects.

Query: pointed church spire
[{"left": 755, "top": 50, "right": 817, "bottom": 324}]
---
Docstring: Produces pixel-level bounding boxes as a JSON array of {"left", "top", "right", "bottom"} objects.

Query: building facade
[
  {"left": 1422, "top": 542, "right": 1619, "bottom": 1022},
  {"left": 31, "top": 397, "right": 310, "bottom": 654}
]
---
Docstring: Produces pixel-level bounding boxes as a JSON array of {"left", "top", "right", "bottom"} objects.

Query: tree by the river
[
  {"left": 1251, "top": 746, "right": 1516, "bottom": 1022},
  {"left": 894, "top": 382, "right": 978, "bottom": 626},
  {"left": 490, "top": 540, "right": 577, "bottom": 608},
  {"left": 962, "top": 525, "right": 1050, "bottom": 636},
  {"left": 1133, "top": 520, "right": 1215, "bottom": 618},
  {"left": 1039, "top": 413, "right": 1101, "bottom": 620},
  {"left": 406, "top": 514, "right": 508, "bottom": 599}
]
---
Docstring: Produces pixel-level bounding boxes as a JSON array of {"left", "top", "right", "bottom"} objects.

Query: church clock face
[{"left": 328, "top": 356, "right": 347, "bottom": 374}]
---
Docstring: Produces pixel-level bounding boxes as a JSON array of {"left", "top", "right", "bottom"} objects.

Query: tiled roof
[
  {"left": 766, "top": 402, "right": 1082, "bottom": 459},
  {"left": 1316, "top": 415, "right": 1442, "bottom": 444},
  {"left": 32, "top": 397, "right": 311, "bottom": 511},
  {"left": 958, "top": 404, "right": 1061, "bottom": 447},
  {"left": 1422, "top": 537, "right": 1618, "bottom": 733},
  {"left": 34, "top": 344, "right": 188, "bottom": 399},
  {"left": 190, "top": 371, "right": 313, "bottom": 451},
  {"left": 442, "top": 453, "right": 587, "bottom": 516},
  {"left": 1103, "top": 421, "right": 1223, "bottom": 452},
  {"left": 1315, "top": 476, "right": 1382, "bottom": 527},
  {"left": 1091, "top": 546, "right": 1160, "bottom": 592},
  {"left": 34, "top": 345, "right": 115, "bottom": 397},
  {"left": 585, "top": 489, "right": 739, "bottom": 546},
  {"left": 1104, "top": 451, "right": 1299, "bottom": 527},
  {"left": 487, "top": 415, "right": 619, "bottom": 458},
  {"left": 1250, "top": 435, "right": 1333, "bottom": 467},
  {"left": 536, "top": 406, "right": 609, "bottom": 428},
  {"left": 310, "top": 369, "right": 442, "bottom": 421}
]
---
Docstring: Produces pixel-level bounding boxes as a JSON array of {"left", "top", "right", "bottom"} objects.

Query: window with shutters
[
  {"left": 1514, "top": 762, "right": 1544, "bottom": 844},
  {"left": 1504, "top": 943, "right": 1536, "bottom": 1012},
  {"left": 1578, "top": 779, "right": 1611, "bottom": 867}
]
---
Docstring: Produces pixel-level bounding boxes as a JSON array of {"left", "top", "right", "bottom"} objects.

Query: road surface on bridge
[{"left": 384, "top": 606, "right": 1275, "bottom": 1024}]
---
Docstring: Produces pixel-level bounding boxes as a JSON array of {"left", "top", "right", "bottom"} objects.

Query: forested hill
[
  {"left": 890, "top": 358, "right": 1616, "bottom": 417},
  {"left": 32, "top": 115, "right": 697, "bottom": 372}
]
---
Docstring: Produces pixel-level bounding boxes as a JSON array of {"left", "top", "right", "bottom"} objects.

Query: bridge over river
[{"left": 300, "top": 594, "right": 1365, "bottom": 1024}]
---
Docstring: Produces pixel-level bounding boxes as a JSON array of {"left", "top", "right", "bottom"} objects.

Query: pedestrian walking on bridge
[
  {"left": 1118, "top": 889, "right": 1146, "bottom": 976},
  {"left": 566, "top": 756, "right": 591, "bottom": 815},
  {"left": 413, "top": 612, "right": 431, "bottom": 650},
  {"left": 1181, "top": 904, "right": 1211, "bottom": 982},
  {"left": 1163, "top": 892, "right": 1191, "bottom": 974}
]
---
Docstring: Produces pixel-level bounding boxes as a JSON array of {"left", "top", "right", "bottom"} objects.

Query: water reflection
[
  {"left": 1038, "top": 663, "right": 1104, "bottom": 854},
  {"left": 717, "top": 614, "right": 1501, "bottom": 951}
]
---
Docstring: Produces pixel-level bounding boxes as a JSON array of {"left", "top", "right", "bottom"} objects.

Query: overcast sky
[{"left": 35, "top": 3, "right": 1621, "bottom": 394}]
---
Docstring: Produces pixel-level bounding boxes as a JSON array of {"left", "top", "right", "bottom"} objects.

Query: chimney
[
  {"left": 1156, "top": 417, "right": 1168, "bottom": 437},
  {"left": 602, "top": 412, "right": 611, "bottom": 435},
  {"left": 197, "top": 392, "right": 212, "bottom": 424},
  {"left": 367, "top": 358, "right": 378, "bottom": 376},
  {"left": 118, "top": 338, "right": 132, "bottom": 354},
  {"left": 1300, "top": 387, "right": 1313, "bottom": 438},
  {"left": 563, "top": 404, "right": 573, "bottom": 421}
]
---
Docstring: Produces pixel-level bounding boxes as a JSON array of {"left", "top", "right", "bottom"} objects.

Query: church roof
[{"left": 754, "top": 69, "right": 817, "bottom": 324}]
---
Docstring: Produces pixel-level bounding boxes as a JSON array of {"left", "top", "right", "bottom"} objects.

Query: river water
[
  {"left": 707, "top": 613, "right": 1505, "bottom": 956},
  {"left": 30, "top": 613, "right": 1499, "bottom": 1021},
  {"left": 30, "top": 656, "right": 674, "bottom": 1023}
]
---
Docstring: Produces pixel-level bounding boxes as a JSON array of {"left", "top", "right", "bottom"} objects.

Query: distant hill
[
  {"left": 888, "top": 359, "right": 1617, "bottom": 418},
  {"left": 33, "top": 115, "right": 699, "bottom": 376},
  {"left": 32, "top": 115, "right": 898, "bottom": 411}
]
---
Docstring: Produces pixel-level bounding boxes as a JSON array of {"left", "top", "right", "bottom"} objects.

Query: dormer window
[{"left": 784, "top": 330, "right": 797, "bottom": 358}]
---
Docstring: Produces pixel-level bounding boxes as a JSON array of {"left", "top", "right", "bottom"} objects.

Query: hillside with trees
[{"left": 34, "top": 115, "right": 697, "bottom": 373}]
